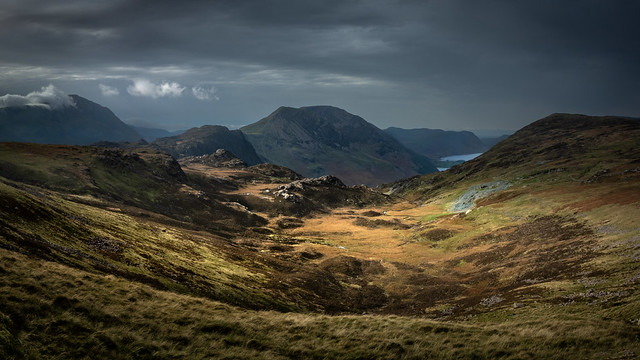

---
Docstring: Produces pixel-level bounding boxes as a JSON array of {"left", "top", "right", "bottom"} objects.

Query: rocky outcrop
[{"left": 181, "top": 149, "right": 247, "bottom": 168}]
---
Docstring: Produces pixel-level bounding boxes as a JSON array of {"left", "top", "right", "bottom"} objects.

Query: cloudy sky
[{"left": 1, "top": 0, "right": 638, "bottom": 134}]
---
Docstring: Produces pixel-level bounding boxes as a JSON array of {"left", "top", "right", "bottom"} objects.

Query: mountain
[
  {"left": 241, "top": 106, "right": 437, "bottom": 186},
  {"left": 132, "top": 126, "right": 185, "bottom": 142},
  {"left": 0, "top": 95, "right": 142, "bottom": 145},
  {"left": 384, "top": 127, "right": 487, "bottom": 159},
  {"left": 152, "top": 125, "right": 262, "bottom": 165}
]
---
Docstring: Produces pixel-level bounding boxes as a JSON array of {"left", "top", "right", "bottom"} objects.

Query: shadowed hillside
[
  {"left": 0, "top": 95, "right": 142, "bottom": 145},
  {"left": 241, "top": 106, "right": 437, "bottom": 186},
  {"left": 385, "top": 127, "right": 487, "bottom": 159}
]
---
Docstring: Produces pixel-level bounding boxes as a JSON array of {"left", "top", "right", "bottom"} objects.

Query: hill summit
[
  {"left": 152, "top": 125, "right": 262, "bottom": 165},
  {"left": 241, "top": 106, "right": 437, "bottom": 186}
]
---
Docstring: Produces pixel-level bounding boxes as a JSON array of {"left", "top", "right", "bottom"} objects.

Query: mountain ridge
[
  {"left": 384, "top": 126, "right": 487, "bottom": 159},
  {"left": 241, "top": 105, "right": 437, "bottom": 186}
]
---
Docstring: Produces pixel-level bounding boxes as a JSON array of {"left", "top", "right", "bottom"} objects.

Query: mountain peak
[{"left": 241, "top": 106, "right": 437, "bottom": 185}]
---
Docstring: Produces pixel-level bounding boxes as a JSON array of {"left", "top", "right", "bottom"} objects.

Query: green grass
[{"left": 419, "top": 212, "right": 449, "bottom": 222}]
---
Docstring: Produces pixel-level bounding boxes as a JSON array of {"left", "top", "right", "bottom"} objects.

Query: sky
[{"left": 1, "top": 0, "right": 639, "bottom": 135}]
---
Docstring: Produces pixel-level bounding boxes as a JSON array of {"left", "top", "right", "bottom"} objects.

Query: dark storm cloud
[{"left": 1, "top": 0, "right": 639, "bottom": 131}]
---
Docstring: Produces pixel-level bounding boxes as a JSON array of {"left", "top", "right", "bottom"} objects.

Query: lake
[
  {"left": 437, "top": 152, "right": 483, "bottom": 171},
  {"left": 440, "top": 152, "right": 483, "bottom": 162}
]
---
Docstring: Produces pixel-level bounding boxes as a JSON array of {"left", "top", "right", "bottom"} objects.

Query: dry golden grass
[{"left": 2, "top": 247, "right": 639, "bottom": 359}]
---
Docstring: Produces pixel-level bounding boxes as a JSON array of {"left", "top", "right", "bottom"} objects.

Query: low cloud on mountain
[{"left": 0, "top": 84, "right": 75, "bottom": 110}]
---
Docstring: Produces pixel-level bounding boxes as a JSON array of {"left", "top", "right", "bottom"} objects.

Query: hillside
[
  {"left": 0, "top": 95, "right": 141, "bottom": 145},
  {"left": 153, "top": 125, "right": 262, "bottom": 165},
  {"left": 1, "top": 113, "right": 640, "bottom": 358},
  {"left": 241, "top": 106, "right": 437, "bottom": 186},
  {"left": 387, "top": 113, "right": 640, "bottom": 199},
  {"left": 384, "top": 127, "right": 487, "bottom": 159}
]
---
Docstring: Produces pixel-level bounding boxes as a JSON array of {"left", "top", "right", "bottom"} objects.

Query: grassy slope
[
  {"left": 0, "top": 142, "right": 266, "bottom": 234},
  {"left": 0, "top": 177, "right": 295, "bottom": 312},
  {"left": 2, "top": 248, "right": 639, "bottom": 359}
]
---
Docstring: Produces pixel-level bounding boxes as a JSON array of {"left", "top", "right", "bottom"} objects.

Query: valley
[{"left": 1, "top": 113, "right": 640, "bottom": 358}]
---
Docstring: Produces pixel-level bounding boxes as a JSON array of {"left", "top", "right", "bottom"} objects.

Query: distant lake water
[
  {"left": 437, "top": 152, "right": 483, "bottom": 171},
  {"left": 440, "top": 152, "right": 483, "bottom": 162}
]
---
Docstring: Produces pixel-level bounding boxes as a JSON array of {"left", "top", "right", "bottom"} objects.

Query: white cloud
[
  {"left": 127, "top": 79, "right": 185, "bottom": 98},
  {"left": 99, "top": 84, "right": 119, "bottom": 96},
  {"left": 192, "top": 86, "right": 219, "bottom": 101},
  {"left": 157, "top": 82, "right": 185, "bottom": 97},
  {"left": 0, "top": 84, "right": 75, "bottom": 109}
]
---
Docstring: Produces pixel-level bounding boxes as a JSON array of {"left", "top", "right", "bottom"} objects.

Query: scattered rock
[
  {"left": 577, "top": 278, "right": 605, "bottom": 287},
  {"left": 440, "top": 306, "right": 455, "bottom": 315},
  {"left": 480, "top": 295, "right": 505, "bottom": 307},
  {"left": 275, "top": 189, "right": 301, "bottom": 202},
  {"left": 562, "top": 289, "right": 629, "bottom": 303}
]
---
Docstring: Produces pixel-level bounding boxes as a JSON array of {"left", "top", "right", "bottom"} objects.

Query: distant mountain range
[
  {"left": 0, "top": 94, "right": 510, "bottom": 185},
  {"left": 240, "top": 106, "right": 437, "bottom": 186},
  {"left": 0, "top": 95, "right": 141, "bottom": 145}
]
